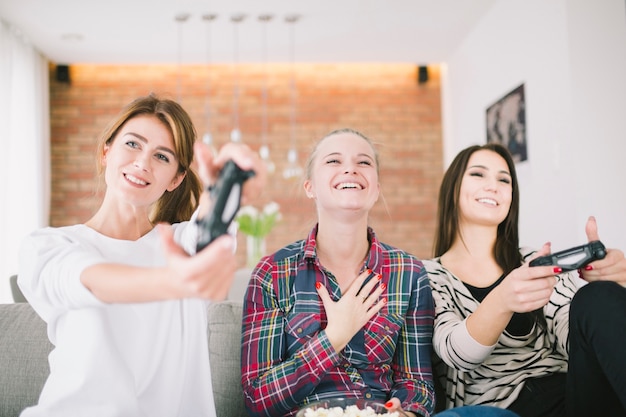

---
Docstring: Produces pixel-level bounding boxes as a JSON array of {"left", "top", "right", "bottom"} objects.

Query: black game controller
[
  {"left": 196, "top": 160, "right": 255, "bottom": 252},
  {"left": 529, "top": 240, "right": 607, "bottom": 272}
]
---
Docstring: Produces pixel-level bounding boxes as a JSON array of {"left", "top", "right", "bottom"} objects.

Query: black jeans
[
  {"left": 507, "top": 373, "right": 566, "bottom": 417},
  {"left": 566, "top": 281, "right": 626, "bottom": 417}
]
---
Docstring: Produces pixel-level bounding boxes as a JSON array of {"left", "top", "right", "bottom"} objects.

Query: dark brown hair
[
  {"left": 433, "top": 143, "right": 546, "bottom": 330},
  {"left": 433, "top": 143, "right": 521, "bottom": 271},
  {"left": 96, "top": 94, "right": 201, "bottom": 224}
]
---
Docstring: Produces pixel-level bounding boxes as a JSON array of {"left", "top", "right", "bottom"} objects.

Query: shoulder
[
  {"left": 422, "top": 257, "right": 442, "bottom": 272},
  {"left": 269, "top": 239, "right": 307, "bottom": 263},
  {"left": 377, "top": 241, "right": 422, "bottom": 263},
  {"left": 22, "top": 224, "right": 93, "bottom": 249}
]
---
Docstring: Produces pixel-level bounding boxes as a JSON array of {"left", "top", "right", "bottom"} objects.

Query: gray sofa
[{"left": 0, "top": 300, "right": 248, "bottom": 417}]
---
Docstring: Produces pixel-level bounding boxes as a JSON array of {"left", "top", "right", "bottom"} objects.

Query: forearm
[
  {"left": 81, "top": 263, "right": 182, "bottom": 303},
  {"left": 466, "top": 291, "right": 513, "bottom": 345},
  {"left": 242, "top": 330, "right": 339, "bottom": 416}
]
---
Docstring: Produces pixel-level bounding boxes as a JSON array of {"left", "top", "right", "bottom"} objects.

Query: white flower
[{"left": 235, "top": 202, "right": 281, "bottom": 238}]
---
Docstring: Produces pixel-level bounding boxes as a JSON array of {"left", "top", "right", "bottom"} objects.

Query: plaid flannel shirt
[{"left": 241, "top": 225, "right": 435, "bottom": 417}]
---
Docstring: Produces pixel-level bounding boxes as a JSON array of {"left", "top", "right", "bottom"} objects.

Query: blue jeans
[{"left": 435, "top": 405, "right": 520, "bottom": 417}]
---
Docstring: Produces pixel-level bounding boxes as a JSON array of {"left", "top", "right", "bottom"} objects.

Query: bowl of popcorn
[{"left": 296, "top": 398, "right": 407, "bottom": 417}]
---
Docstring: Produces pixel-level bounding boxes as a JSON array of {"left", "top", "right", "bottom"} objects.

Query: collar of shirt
[{"left": 302, "top": 224, "right": 385, "bottom": 276}]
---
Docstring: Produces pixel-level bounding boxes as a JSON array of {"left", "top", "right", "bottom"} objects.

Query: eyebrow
[
  {"left": 323, "top": 151, "right": 374, "bottom": 161},
  {"left": 123, "top": 132, "right": 177, "bottom": 157},
  {"left": 468, "top": 164, "right": 511, "bottom": 177}
]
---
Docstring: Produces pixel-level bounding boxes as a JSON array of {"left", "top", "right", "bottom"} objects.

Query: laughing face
[
  {"left": 304, "top": 131, "right": 380, "bottom": 217},
  {"left": 458, "top": 149, "right": 513, "bottom": 227},
  {"left": 102, "top": 114, "right": 185, "bottom": 209}
]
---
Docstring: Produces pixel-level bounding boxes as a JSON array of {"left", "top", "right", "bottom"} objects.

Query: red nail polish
[
  {"left": 382, "top": 298, "right": 387, "bottom": 304},
  {"left": 380, "top": 283, "right": 386, "bottom": 290},
  {"left": 376, "top": 274, "right": 382, "bottom": 280},
  {"left": 315, "top": 282, "right": 321, "bottom": 289},
  {"left": 385, "top": 401, "right": 393, "bottom": 408},
  {"left": 553, "top": 266, "right": 562, "bottom": 273},
  {"left": 367, "top": 269, "right": 372, "bottom": 274},
  {"left": 584, "top": 265, "right": 593, "bottom": 271}
]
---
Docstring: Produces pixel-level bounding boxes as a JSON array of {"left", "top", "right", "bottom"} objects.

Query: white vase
[{"left": 246, "top": 235, "right": 266, "bottom": 268}]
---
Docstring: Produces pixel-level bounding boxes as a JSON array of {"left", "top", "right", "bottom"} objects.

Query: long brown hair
[
  {"left": 96, "top": 94, "right": 201, "bottom": 224},
  {"left": 433, "top": 143, "right": 521, "bottom": 271},
  {"left": 433, "top": 143, "right": 546, "bottom": 330}
]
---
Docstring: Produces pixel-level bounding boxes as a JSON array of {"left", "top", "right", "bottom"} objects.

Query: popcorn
[{"left": 303, "top": 404, "right": 399, "bottom": 417}]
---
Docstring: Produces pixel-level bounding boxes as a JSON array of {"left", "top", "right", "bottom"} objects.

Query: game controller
[
  {"left": 529, "top": 240, "right": 607, "bottom": 272},
  {"left": 196, "top": 159, "right": 255, "bottom": 252}
]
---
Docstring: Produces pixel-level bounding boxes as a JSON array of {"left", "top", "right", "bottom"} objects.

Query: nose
[
  {"left": 343, "top": 161, "right": 357, "bottom": 174},
  {"left": 134, "top": 152, "right": 151, "bottom": 171},
  {"left": 483, "top": 176, "right": 498, "bottom": 191}
]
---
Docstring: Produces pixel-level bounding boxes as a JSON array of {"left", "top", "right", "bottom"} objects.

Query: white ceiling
[{"left": 0, "top": 0, "right": 496, "bottom": 65}]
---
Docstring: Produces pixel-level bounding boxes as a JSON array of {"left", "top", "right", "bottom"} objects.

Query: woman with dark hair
[
  {"left": 17, "top": 94, "right": 265, "bottom": 417},
  {"left": 424, "top": 143, "right": 626, "bottom": 417}
]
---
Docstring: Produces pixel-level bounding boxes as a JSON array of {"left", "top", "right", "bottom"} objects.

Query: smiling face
[
  {"left": 102, "top": 114, "right": 185, "bottom": 209},
  {"left": 458, "top": 149, "right": 513, "bottom": 228},
  {"left": 304, "top": 131, "right": 380, "bottom": 218}
]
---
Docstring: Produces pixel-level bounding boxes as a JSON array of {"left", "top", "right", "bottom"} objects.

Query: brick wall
[{"left": 49, "top": 63, "right": 442, "bottom": 263}]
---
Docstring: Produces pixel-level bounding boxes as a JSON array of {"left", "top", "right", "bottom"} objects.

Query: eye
[
  {"left": 358, "top": 160, "right": 372, "bottom": 166},
  {"left": 325, "top": 158, "right": 340, "bottom": 164},
  {"left": 155, "top": 153, "right": 171, "bottom": 163},
  {"left": 125, "top": 140, "right": 140, "bottom": 149},
  {"left": 499, "top": 177, "right": 511, "bottom": 184},
  {"left": 469, "top": 171, "right": 484, "bottom": 178}
]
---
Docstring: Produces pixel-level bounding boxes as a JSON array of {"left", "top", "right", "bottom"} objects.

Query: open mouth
[
  {"left": 477, "top": 198, "right": 497, "bottom": 206},
  {"left": 125, "top": 173, "right": 148, "bottom": 186},
  {"left": 335, "top": 182, "right": 363, "bottom": 190}
]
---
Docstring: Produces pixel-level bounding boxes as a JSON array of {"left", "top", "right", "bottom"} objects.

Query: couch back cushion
[
  {"left": 0, "top": 303, "right": 52, "bottom": 416},
  {"left": 207, "top": 300, "right": 247, "bottom": 417}
]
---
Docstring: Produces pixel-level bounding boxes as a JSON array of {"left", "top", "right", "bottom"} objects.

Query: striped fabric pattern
[
  {"left": 423, "top": 248, "right": 579, "bottom": 409},
  {"left": 241, "top": 225, "right": 436, "bottom": 417}
]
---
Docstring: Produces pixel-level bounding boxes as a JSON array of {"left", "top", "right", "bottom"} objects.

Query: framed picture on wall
[{"left": 486, "top": 83, "right": 527, "bottom": 162}]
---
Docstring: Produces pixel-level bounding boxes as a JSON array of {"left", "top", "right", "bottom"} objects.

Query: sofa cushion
[
  {"left": 207, "top": 300, "right": 247, "bottom": 417},
  {"left": 0, "top": 301, "right": 248, "bottom": 417},
  {"left": 0, "top": 302, "right": 52, "bottom": 417}
]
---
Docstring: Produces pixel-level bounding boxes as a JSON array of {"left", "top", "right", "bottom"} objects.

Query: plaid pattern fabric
[{"left": 241, "top": 225, "right": 435, "bottom": 417}]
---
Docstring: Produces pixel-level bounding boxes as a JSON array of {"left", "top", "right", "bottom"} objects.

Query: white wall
[{"left": 442, "top": 0, "right": 626, "bottom": 251}]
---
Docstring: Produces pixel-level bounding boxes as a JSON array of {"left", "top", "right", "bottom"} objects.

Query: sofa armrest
[
  {"left": 207, "top": 300, "right": 248, "bottom": 417},
  {"left": 0, "top": 303, "right": 52, "bottom": 416}
]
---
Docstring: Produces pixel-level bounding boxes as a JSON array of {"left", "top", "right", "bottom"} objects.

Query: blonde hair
[{"left": 304, "top": 128, "right": 380, "bottom": 181}]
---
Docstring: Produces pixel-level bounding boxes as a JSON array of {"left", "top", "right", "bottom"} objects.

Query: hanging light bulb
[
  {"left": 230, "top": 13, "right": 246, "bottom": 143},
  {"left": 202, "top": 13, "right": 217, "bottom": 146},
  {"left": 258, "top": 14, "right": 275, "bottom": 174},
  {"left": 282, "top": 14, "right": 303, "bottom": 180},
  {"left": 174, "top": 13, "right": 190, "bottom": 103}
]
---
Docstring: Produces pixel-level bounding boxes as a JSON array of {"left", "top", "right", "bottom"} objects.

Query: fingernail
[
  {"left": 376, "top": 274, "right": 382, "bottom": 281},
  {"left": 382, "top": 298, "right": 387, "bottom": 304},
  {"left": 385, "top": 401, "right": 393, "bottom": 408},
  {"left": 315, "top": 282, "right": 321, "bottom": 289},
  {"left": 553, "top": 266, "right": 562, "bottom": 273},
  {"left": 367, "top": 269, "right": 372, "bottom": 274},
  {"left": 584, "top": 265, "right": 593, "bottom": 271},
  {"left": 380, "top": 283, "right": 386, "bottom": 290}
]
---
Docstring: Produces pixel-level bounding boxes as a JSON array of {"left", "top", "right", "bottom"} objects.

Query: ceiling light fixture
[
  {"left": 174, "top": 13, "right": 190, "bottom": 102},
  {"left": 258, "top": 14, "right": 276, "bottom": 174},
  {"left": 282, "top": 14, "right": 303, "bottom": 180},
  {"left": 202, "top": 13, "right": 218, "bottom": 146},
  {"left": 230, "top": 13, "right": 246, "bottom": 143}
]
